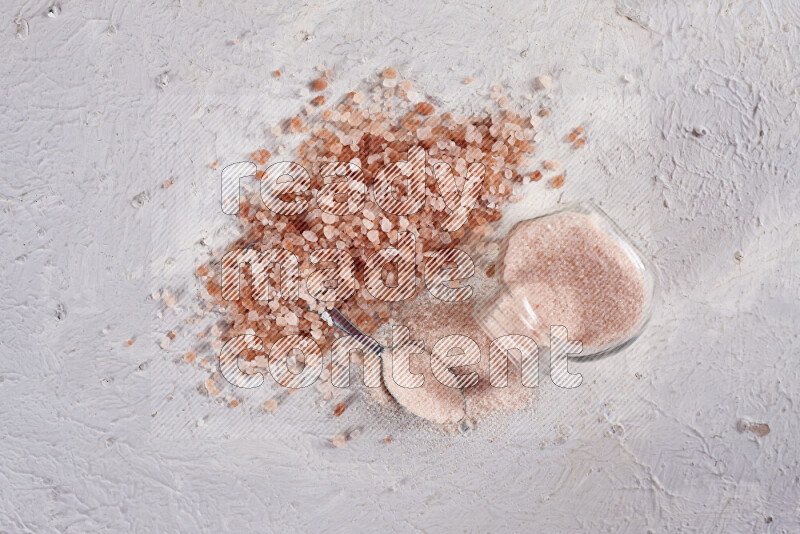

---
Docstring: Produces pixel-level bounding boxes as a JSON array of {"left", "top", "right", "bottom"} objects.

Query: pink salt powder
[
  {"left": 381, "top": 343, "right": 465, "bottom": 424},
  {"left": 499, "top": 211, "right": 646, "bottom": 348},
  {"left": 388, "top": 289, "right": 537, "bottom": 421}
]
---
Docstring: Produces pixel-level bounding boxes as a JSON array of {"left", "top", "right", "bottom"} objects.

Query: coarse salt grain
[
  {"left": 205, "top": 378, "right": 219, "bottom": 396},
  {"left": 313, "top": 77, "right": 328, "bottom": 91},
  {"left": 333, "top": 402, "right": 346, "bottom": 417},
  {"left": 543, "top": 160, "right": 560, "bottom": 170},
  {"left": 535, "top": 74, "right": 552, "bottom": 90},
  {"left": 415, "top": 102, "right": 435, "bottom": 115}
]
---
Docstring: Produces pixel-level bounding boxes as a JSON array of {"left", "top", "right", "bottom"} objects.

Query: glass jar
[{"left": 473, "top": 202, "right": 658, "bottom": 358}]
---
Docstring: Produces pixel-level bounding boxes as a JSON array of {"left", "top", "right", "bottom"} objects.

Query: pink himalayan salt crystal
[
  {"left": 500, "top": 211, "right": 646, "bottom": 348},
  {"left": 543, "top": 159, "right": 560, "bottom": 170},
  {"left": 205, "top": 377, "right": 219, "bottom": 397},
  {"left": 535, "top": 74, "right": 552, "bottom": 90}
]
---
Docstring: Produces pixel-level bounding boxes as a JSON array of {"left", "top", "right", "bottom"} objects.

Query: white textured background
[{"left": 1, "top": 0, "right": 799, "bottom": 532}]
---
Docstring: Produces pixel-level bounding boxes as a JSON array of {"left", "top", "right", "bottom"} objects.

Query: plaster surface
[{"left": 1, "top": 1, "right": 798, "bottom": 532}]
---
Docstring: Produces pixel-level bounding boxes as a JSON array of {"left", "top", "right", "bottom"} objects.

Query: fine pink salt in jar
[{"left": 473, "top": 202, "right": 657, "bottom": 358}]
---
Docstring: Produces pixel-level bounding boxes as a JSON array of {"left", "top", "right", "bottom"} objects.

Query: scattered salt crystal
[
  {"left": 543, "top": 160, "right": 560, "bottom": 170},
  {"left": 205, "top": 378, "right": 219, "bottom": 396},
  {"left": 535, "top": 75, "right": 552, "bottom": 90}
]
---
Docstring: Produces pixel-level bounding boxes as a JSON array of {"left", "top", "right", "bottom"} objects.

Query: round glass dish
[{"left": 473, "top": 202, "right": 658, "bottom": 358}]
